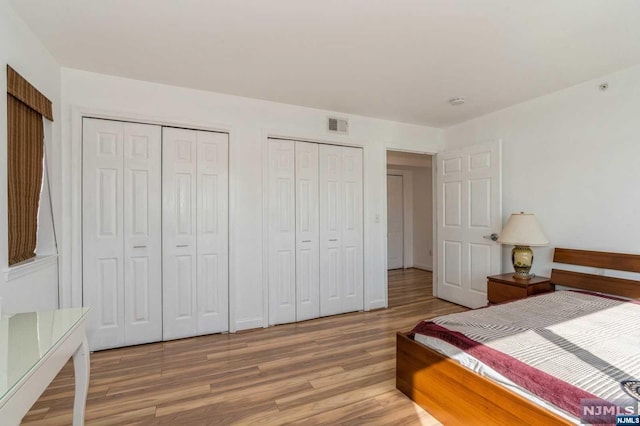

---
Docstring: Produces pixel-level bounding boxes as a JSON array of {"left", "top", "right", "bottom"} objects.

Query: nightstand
[{"left": 487, "top": 273, "right": 554, "bottom": 304}]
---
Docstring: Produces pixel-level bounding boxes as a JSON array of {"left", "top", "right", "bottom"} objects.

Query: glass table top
[{"left": 0, "top": 308, "right": 89, "bottom": 401}]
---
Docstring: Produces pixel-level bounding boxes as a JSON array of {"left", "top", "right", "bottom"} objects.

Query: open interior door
[{"left": 435, "top": 141, "right": 502, "bottom": 308}]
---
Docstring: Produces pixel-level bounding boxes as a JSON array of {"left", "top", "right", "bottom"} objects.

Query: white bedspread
[{"left": 413, "top": 291, "right": 640, "bottom": 412}]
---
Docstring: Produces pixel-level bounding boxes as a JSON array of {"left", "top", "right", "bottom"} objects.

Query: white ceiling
[{"left": 10, "top": 0, "right": 640, "bottom": 127}]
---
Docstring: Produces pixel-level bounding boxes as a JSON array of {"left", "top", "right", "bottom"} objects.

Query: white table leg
[{"left": 72, "top": 338, "right": 90, "bottom": 426}]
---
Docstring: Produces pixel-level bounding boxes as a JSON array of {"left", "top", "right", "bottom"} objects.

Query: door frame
[
  {"left": 66, "top": 107, "right": 234, "bottom": 327},
  {"left": 386, "top": 169, "right": 413, "bottom": 269}
]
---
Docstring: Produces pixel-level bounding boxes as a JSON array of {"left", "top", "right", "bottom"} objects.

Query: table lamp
[{"left": 497, "top": 212, "right": 549, "bottom": 280}]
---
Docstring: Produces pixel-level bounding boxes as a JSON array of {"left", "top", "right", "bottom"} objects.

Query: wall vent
[{"left": 327, "top": 117, "right": 349, "bottom": 134}]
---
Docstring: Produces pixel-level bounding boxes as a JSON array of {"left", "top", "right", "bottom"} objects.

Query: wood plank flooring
[{"left": 22, "top": 269, "right": 467, "bottom": 425}]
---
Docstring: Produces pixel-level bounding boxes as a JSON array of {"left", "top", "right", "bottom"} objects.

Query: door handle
[
  {"left": 301, "top": 240, "right": 311, "bottom": 243},
  {"left": 176, "top": 244, "right": 189, "bottom": 248},
  {"left": 483, "top": 233, "right": 499, "bottom": 242},
  {"left": 133, "top": 245, "right": 147, "bottom": 248},
  {"left": 328, "top": 239, "right": 338, "bottom": 242}
]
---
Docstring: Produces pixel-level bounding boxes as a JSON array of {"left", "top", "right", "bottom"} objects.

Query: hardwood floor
[{"left": 23, "top": 269, "right": 467, "bottom": 425}]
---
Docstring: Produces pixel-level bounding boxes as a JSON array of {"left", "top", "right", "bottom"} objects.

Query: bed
[{"left": 396, "top": 248, "right": 640, "bottom": 425}]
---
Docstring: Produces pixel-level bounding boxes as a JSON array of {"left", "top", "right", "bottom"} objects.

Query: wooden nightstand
[{"left": 487, "top": 273, "right": 554, "bottom": 304}]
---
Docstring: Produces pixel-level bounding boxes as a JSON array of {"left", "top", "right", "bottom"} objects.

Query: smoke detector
[{"left": 449, "top": 97, "right": 465, "bottom": 106}]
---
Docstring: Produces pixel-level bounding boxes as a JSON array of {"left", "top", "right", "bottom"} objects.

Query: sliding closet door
[
  {"left": 196, "top": 131, "right": 229, "bottom": 335},
  {"left": 268, "top": 139, "right": 296, "bottom": 325},
  {"left": 319, "top": 145, "right": 363, "bottom": 317},
  {"left": 163, "top": 127, "right": 198, "bottom": 340},
  {"left": 83, "top": 118, "right": 162, "bottom": 350},
  {"left": 163, "top": 127, "right": 229, "bottom": 339},
  {"left": 295, "top": 142, "right": 320, "bottom": 321}
]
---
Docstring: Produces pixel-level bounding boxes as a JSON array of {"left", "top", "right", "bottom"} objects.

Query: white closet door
[
  {"left": 123, "top": 123, "right": 163, "bottom": 345},
  {"left": 268, "top": 139, "right": 296, "bottom": 325},
  {"left": 83, "top": 118, "right": 126, "bottom": 350},
  {"left": 319, "top": 144, "right": 344, "bottom": 317},
  {"left": 83, "top": 118, "right": 163, "bottom": 350},
  {"left": 320, "top": 145, "right": 364, "bottom": 317},
  {"left": 162, "top": 127, "right": 198, "bottom": 340},
  {"left": 295, "top": 142, "right": 320, "bottom": 321},
  {"left": 340, "top": 147, "right": 364, "bottom": 313},
  {"left": 196, "top": 131, "right": 229, "bottom": 334}
]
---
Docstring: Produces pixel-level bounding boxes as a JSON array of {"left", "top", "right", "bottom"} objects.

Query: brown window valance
[
  {"left": 6, "top": 65, "right": 53, "bottom": 265},
  {"left": 6, "top": 65, "right": 53, "bottom": 121}
]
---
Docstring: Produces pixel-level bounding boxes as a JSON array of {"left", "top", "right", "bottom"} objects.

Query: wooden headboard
[{"left": 551, "top": 248, "right": 640, "bottom": 299}]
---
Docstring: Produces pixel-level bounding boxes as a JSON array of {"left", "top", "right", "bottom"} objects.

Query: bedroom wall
[
  {"left": 444, "top": 64, "right": 640, "bottom": 279},
  {"left": 0, "top": 0, "right": 61, "bottom": 313},
  {"left": 411, "top": 164, "right": 433, "bottom": 271},
  {"left": 60, "top": 68, "right": 444, "bottom": 330}
]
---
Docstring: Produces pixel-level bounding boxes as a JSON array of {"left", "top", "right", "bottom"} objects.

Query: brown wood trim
[
  {"left": 553, "top": 248, "right": 640, "bottom": 273},
  {"left": 396, "top": 332, "right": 572, "bottom": 425},
  {"left": 550, "top": 269, "right": 640, "bottom": 299}
]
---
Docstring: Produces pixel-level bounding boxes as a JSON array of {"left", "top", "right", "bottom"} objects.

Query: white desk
[{"left": 0, "top": 308, "right": 90, "bottom": 425}]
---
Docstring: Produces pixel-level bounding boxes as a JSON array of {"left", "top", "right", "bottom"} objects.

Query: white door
[
  {"left": 162, "top": 127, "right": 198, "bottom": 340},
  {"left": 162, "top": 127, "right": 229, "bottom": 339},
  {"left": 196, "top": 131, "right": 229, "bottom": 334},
  {"left": 319, "top": 145, "right": 364, "bottom": 316},
  {"left": 340, "top": 147, "right": 364, "bottom": 314},
  {"left": 267, "top": 140, "right": 296, "bottom": 325},
  {"left": 295, "top": 142, "right": 320, "bottom": 321},
  {"left": 387, "top": 174, "right": 404, "bottom": 270},
  {"left": 83, "top": 118, "right": 125, "bottom": 350},
  {"left": 83, "top": 118, "right": 162, "bottom": 350},
  {"left": 122, "top": 123, "right": 163, "bottom": 345},
  {"left": 436, "top": 141, "right": 502, "bottom": 308}
]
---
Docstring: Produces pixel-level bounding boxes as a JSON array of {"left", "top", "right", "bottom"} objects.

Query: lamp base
[{"left": 512, "top": 245, "right": 534, "bottom": 280}]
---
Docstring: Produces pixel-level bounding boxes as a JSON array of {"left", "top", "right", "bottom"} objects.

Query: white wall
[
  {"left": 444, "top": 64, "right": 640, "bottom": 277},
  {"left": 412, "top": 164, "right": 433, "bottom": 270},
  {"left": 0, "top": 0, "right": 61, "bottom": 313},
  {"left": 61, "top": 68, "right": 444, "bottom": 330}
]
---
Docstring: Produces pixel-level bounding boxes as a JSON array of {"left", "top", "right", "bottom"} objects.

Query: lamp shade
[{"left": 497, "top": 213, "right": 549, "bottom": 246}]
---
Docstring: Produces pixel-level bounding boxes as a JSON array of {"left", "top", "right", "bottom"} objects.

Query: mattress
[{"left": 411, "top": 291, "right": 640, "bottom": 423}]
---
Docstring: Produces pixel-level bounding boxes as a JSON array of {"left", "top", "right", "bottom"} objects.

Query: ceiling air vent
[{"left": 327, "top": 117, "right": 349, "bottom": 134}]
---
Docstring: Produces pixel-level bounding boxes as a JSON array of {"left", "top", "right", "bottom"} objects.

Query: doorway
[{"left": 386, "top": 151, "right": 434, "bottom": 273}]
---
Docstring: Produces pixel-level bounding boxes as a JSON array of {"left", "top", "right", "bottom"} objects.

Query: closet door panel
[
  {"left": 162, "top": 127, "right": 198, "bottom": 340},
  {"left": 268, "top": 140, "right": 296, "bottom": 325},
  {"left": 319, "top": 144, "right": 344, "bottom": 317},
  {"left": 341, "top": 147, "right": 364, "bottom": 312},
  {"left": 196, "top": 131, "right": 229, "bottom": 334},
  {"left": 82, "top": 118, "right": 125, "bottom": 350},
  {"left": 295, "top": 142, "right": 320, "bottom": 321},
  {"left": 123, "top": 123, "right": 162, "bottom": 345}
]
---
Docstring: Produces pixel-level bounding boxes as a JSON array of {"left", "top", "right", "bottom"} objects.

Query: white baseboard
[{"left": 413, "top": 263, "right": 433, "bottom": 271}]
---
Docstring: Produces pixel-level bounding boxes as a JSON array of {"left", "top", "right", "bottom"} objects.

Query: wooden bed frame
[{"left": 396, "top": 248, "right": 640, "bottom": 425}]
